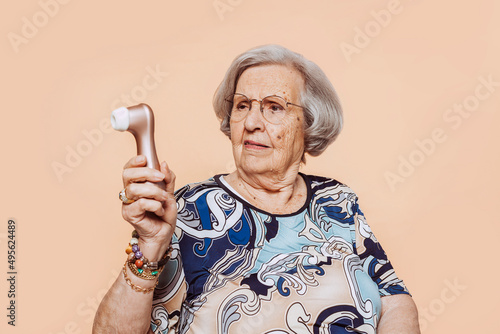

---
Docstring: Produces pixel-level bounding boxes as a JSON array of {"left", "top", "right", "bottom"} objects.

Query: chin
[
  {"left": 237, "top": 159, "right": 271, "bottom": 175},
  {"left": 239, "top": 165, "right": 267, "bottom": 175}
]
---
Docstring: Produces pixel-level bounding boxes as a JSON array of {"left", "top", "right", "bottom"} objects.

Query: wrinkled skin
[{"left": 227, "top": 64, "right": 306, "bottom": 197}]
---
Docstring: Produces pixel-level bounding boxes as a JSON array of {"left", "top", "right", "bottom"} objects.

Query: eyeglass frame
[{"left": 225, "top": 93, "right": 306, "bottom": 124}]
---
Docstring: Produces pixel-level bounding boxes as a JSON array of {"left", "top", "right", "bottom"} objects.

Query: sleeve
[{"left": 352, "top": 195, "right": 411, "bottom": 297}]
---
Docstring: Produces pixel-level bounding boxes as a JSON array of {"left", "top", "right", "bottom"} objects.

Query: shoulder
[
  {"left": 303, "top": 173, "right": 360, "bottom": 221},
  {"left": 174, "top": 175, "right": 221, "bottom": 200},
  {"left": 306, "top": 174, "right": 359, "bottom": 201},
  {"left": 173, "top": 175, "right": 244, "bottom": 238}
]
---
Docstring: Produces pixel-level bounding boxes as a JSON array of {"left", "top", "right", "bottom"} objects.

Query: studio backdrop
[{"left": 1, "top": 1, "right": 499, "bottom": 333}]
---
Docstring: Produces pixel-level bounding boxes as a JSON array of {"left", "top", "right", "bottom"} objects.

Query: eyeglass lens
[{"left": 229, "top": 94, "right": 288, "bottom": 124}]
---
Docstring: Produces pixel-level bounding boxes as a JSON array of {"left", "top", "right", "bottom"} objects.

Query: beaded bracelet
[
  {"left": 127, "top": 260, "right": 164, "bottom": 280},
  {"left": 122, "top": 261, "right": 158, "bottom": 293},
  {"left": 125, "top": 230, "right": 173, "bottom": 280}
]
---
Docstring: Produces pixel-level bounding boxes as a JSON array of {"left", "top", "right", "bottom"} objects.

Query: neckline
[{"left": 214, "top": 173, "right": 312, "bottom": 218}]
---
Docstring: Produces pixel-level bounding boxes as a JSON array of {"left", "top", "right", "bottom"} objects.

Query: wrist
[
  {"left": 124, "top": 231, "right": 173, "bottom": 286},
  {"left": 137, "top": 239, "right": 171, "bottom": 262},
  {"left": 129, "top": 227, "right": 173, "bottom": 261},
  {"left": 121, "top": 261, "right": 159, "bottom": 294}
]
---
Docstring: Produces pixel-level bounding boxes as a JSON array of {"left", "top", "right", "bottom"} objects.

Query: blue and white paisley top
[{"left": 150, "top": 174, "right": 410, "bottom": 334}]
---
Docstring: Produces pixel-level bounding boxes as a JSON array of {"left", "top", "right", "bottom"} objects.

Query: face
[{"left": 230, "top": 64, "right": 306, "bottom": 177}]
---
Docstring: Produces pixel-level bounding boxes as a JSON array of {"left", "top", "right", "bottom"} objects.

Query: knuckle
[
  {"left": 137, "top": 198, "right": 148, "bottom": 207},
  {"left": 151, "top": 199, "right": 161, "bottom": 209},
  {"left": 122, "top": 169, "right": 130, "bottom": 181},
  {"left": 128, "top": 183, "right": 140, "bottom": 197},
  {"left": 122, "top": 206, "right": 132, "bottom": 221}
]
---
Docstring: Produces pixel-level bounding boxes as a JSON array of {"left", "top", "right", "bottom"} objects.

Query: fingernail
[
  {"left": 154, "top": 171, "right": 165, "bottom": 179},
  {"left": 136, "top": 156, "right": 144, "bottom": 163}
]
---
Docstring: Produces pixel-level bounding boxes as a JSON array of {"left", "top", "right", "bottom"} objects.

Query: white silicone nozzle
[{"left": 111, "top": 107, "right": 130, "bottom": 131}]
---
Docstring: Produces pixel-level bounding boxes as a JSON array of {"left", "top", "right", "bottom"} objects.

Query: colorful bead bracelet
[
  {"left": 125, "top": 230, "right": 173, "bottom": 280},
  {"left": 122, "top": 262, "right": 159, "bottom": 294}
]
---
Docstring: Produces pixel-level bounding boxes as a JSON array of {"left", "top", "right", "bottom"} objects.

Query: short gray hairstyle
[{"left": 213, "top": 44, "right": 343, "bottom": 159}]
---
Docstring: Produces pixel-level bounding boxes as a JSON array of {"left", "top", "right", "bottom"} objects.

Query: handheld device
[{"left": 111, "top": 103, "right": 166, "bottom": 190}]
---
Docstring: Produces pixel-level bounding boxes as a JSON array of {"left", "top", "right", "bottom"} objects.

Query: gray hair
[{"left": 213, "top": 44, "right": 343, "bottom": 159}]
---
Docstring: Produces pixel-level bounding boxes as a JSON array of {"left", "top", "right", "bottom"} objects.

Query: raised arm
[{"left": 93, "top": 155, "right": 177, "bottom": 334}]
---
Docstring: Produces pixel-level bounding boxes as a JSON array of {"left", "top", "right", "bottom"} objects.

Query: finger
[
  {"left": 123, "top": 167, "right": 165, "bottom": 186},
  {"left": 123, "top": 155, "right": 147, "bottom": 170},
  {"left": 136, "top": 198, "right": 165, "bottom": 217},
  {"left": 125, "top": 198, "right": 165, "bottom": 221},
  {"left": 161, "top": 194, "right": 178, "bottom": 225},
  {"left": 126, "top": 182, "right": 169, "bottom": 202},
  {"left": 161, "top": 161, "right": 176, "bottom": 195}
]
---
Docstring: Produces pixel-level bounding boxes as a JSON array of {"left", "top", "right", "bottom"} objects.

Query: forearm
[
  {"left": 93, "top": 242, "right": 168, "bottom": 334},
  {"left": 378, "top": 294, "right": 420, "bottom": 334},
  {"left": 92, "top": 264, "right": 155, "bottom": 334}
]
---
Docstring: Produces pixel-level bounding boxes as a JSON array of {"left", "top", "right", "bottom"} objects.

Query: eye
[
  {"left": 235, "top": 101, "right": 250, "bottom": 111},
  {"left": 269, "top": 103, "right": 284, "bottom": 112},
  {"left": 265, "top": 102, "right": 285, "bottom": 115}
]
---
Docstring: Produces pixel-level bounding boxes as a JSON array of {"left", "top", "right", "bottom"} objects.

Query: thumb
[{"left": 161, "top": 161, "right": 176, "bottom": 195}]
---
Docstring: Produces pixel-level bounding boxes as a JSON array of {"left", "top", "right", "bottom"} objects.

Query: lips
[{"left": 244, "top": 140, "right": 269, "bottom": 148}]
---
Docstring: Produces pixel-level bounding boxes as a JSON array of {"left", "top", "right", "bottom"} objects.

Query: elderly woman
[{"left": 94, "top": 45, "right": 419, "bottom": 333}]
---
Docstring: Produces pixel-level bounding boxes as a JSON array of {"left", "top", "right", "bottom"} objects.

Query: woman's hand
[{"left": 121, "top": 155, "right": 177, "bottom": 257}]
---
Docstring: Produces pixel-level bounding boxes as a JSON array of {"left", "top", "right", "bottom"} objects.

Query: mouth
[{"left": 244, "top": 140, "right": 270, "bottom": 149}]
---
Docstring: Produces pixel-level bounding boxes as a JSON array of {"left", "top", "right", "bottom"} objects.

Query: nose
[{"left": 243, "top": 100, "right": 265, "bottom": 132}]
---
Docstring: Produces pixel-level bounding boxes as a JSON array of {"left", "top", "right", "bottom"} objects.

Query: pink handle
[{"left": 111, "top": 103, "right": 166, "bottom": 190}]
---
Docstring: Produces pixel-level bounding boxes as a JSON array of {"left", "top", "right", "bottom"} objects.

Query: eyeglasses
[{"left": 225, "top": 93, "right": 305, "bottom": 124}]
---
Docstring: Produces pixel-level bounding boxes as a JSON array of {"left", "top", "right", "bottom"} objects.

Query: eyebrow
[{"left": 234, "top": 93, "right": 289, "bottom": 100}]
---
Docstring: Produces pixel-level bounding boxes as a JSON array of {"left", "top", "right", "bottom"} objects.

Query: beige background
[{"left": 1, "top": 0, "right": 499, "bottom": 333}]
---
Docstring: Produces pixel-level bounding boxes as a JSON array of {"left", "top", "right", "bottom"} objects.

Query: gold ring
[{"left": 119, "top": 188, "right": 135, "bottom": 204}]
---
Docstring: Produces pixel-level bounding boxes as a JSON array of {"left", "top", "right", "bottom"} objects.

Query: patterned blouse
[{"left": 150, "top": 174, "right": 410, "bottom": 334}]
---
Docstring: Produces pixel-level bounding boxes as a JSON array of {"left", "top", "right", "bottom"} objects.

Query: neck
[{"left": 225, "top": 163, "right": 306, "bottom": 214}]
